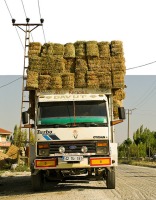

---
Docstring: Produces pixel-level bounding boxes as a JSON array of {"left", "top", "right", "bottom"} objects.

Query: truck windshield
[{"left": 38, "top": 101, "right": 108, "bottom": 126}]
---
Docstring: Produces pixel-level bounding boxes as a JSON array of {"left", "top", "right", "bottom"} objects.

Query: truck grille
[{"left": 49, "top": 140, "right": 97, "bottom": 154}]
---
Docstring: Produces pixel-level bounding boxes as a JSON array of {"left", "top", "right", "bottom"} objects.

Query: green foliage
[
  {"left": 12, "top": 125, "right": 35, "bottom": 147},
  {"left": 118, "top": 125, "right": 156, "bottom": 159}
]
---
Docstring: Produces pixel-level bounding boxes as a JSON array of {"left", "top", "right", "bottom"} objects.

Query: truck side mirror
[
  {"left": 22, "top": 111, "right": 28, "bottom": 124},
  {"left": 118, "top": 107, "right": 126, "bottom": 119}
]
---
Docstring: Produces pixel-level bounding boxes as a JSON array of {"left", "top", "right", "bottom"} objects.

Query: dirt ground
[{"left": 0, "top": 164, "right": 156, "bottom": 200}]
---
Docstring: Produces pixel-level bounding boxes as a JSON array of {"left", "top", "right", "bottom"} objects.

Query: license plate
[{"left": 62, "top": 156, "right": 83, "bottom": 162}]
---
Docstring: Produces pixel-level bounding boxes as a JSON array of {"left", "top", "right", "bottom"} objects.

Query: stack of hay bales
[{"left": 26, "top": 40, "right": 126, "bottom": 119}]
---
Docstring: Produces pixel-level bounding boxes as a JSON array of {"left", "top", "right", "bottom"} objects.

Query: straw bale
[
  {"left": 113, "top": 88, "right": 125, "bottom": 100},
  {"left": 111, "top": 40, "right": 123, "bottom": 47},
  {"left": 86, "top": 41, "right": 99, "bottom": 57},
  {"left": 29, "top": 56, "right": 41, "bottom": 65},
  {"left": 64, "top": 43, "right": 75, "bottom": 58},
  {"left": 28, "top": 50, "right": 40, "bottom": 57},
  {"left": 74, "top": 41, "right": 86, "bottom": 58},
  {"left": 26, "top": 71, "right": 38, "bottom": 89},
  {"left": 53, "top": 43, "right": 64, "bottom": 55},
  {"left": 50, "top": 73, "right": 62, "bottom": 89},
  {"left": 98, "top": 59, "right": 111, "bottom": 72},
  {"left": 110, "top": 55, "right": 125, "bottom": 63},
  {"left": 75, "top": 72, "right": 86, "bottom": 88},
  {"left": 112, "top": 71, "right": 125, "bottom": 88},
  {"left": 111, "top": 62, "right": 126, "bottom": 72},
  {"left": 75, "top": 58, "right": 88, "bottom": 72},
  {"left": 52, "top": 56, "right": 65, "bottom": 73},
  {"left": 6, "top": 145, "right": 19, "bottom": 160},
  {"left": 113, "top": 98, "right": 123, "bottom": 119},
  {"left": 65, "top": 58, "right": 76, "bottom": 73},
  {"left": 38, "top": 75, "right": 51, "bottom": 90},
  {"left": 98, "top": 42, "right": 110, "bottom": 58},
  {"left": 29, "top": 42, "right": 42, "bottom": 51},
  {"left": 62, "top": 73, "right": 75, "bottom": 89},
  {"left": 86, "top": 71, "right": 99, "bottom": 88},
  {"left": 97, "top": 72, "right": 112, "bottom": 88},
  {"left": 88, "top": 57, "right": 100, "bottom": 71}
]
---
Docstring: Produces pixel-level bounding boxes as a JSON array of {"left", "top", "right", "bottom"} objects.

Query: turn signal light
[{"left": 38, "top": 143, "right": 49, "bottom": 149}]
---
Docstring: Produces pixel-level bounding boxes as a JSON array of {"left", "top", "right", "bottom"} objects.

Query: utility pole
[{"left": 126, "top": 108, "right": 136, "bottom": 139}]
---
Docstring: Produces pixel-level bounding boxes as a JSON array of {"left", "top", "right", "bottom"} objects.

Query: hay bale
[
  {"left": 53, "top": 43, "right": 64, "bottom": 55},
  {"left": 111, "top": 62, "right": 126, "bottom": 73},
  {"left": 64, "top": 43, "right": 75, "bottom": 58},
  {"left": 86, "top": 71, "right": 99, "bottom": 88},
  {"left": 97, "top": 72, "right": 112, "bottom": 88},
  {"left": 74, "top": 41, "right": 86, "bottom": 58},
  {"left": 110, "top": 41, "right": 123, "bottom": 56},
  {"left": 53, "top": 56, "right": 65, "bottom": 73},
  {"left": 113, "top": 88, "right": 126, "bottom": 100},
  {"left": 50, "top": 73, "right": 62, "bottom": 89},
  {"left": 75, "top": 58, "right": 88, "bottom": 72},
  {"left": 110, "top": 55, "right": 125, "bottom": 63},
  {"left": 62, "top": 73, "right": 75, "bottom": 89},
  {"left": 87, "top": 57, "right": 100, "bottom": 71},
  {"left": 41, "top": 43, "right": 53, "bottom": 56},
  {"left": 6, "top": 145, "right": 19, "bottom": 160},
  {"left": 29, "top": 42, "right": 42, "bottom": 51},
  {"left": 98, "top": 59, "right": 111, "bottom": 72},
  {"left": 26, "top": 71, "right": 38, "bottom": 89},
  {"left": 112, "top": 71, "right": 125, "bottom": 88},
  {"left": 75, "top": 72, "right": 86, "bottom": 88},
  {"left": 65, "top": 58, "right": 76, "bottom": 73},
  {"left": 98, "top": 42, "right": 110, "bottom": 58},
  {"left": 38, "top": 75, "right": 51, "bottom": 90},
  {"left": 86, "top": 41, "right": 99, "bottom": 57}
]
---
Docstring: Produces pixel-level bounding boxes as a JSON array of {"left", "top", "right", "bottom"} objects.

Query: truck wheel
[
  {"left": 106, "top": 168, "right": 115, "bottom": 189},
  {"left": 31, "top": 171, "right": 44, "bottom": 192}
]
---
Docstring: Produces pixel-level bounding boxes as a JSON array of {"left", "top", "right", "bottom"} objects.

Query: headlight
[
  {"left": 81, "top": 146, "right": 88, "bottom": 153},
  {"left": 38, "top": 149, "right": 49, "bottom": 156},
  {"left": 59, "top": 146, "right": 65, "bottom": 154},
  {"left": 96, "top": 142, "right": 109, "bottom": 155}
]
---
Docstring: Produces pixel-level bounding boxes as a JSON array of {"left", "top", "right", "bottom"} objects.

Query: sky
[{"left": 1, "top": 0, "right": 156, "bottom": 144}]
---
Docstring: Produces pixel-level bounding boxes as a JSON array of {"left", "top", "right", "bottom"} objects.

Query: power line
[
  {"left": 126, "top": 60, "right": 156, "bottom": 70},
  {"left": 37, "top": 0, "right": 46, "bottom": 43},
  {"left": 21, "top": 0, "right": 27, "bottom": 18},
  {"left": 3, "top": 0, "right": 13, "bottom": 18},
  {"left": 3, "top": 0, "right": 24, "bottom": 49},
  {"left": 20, "top": 0, "right": 34, "bottom": 42},
  {"left": 0, "top": 77, "right": 22, "bottom": 89}
]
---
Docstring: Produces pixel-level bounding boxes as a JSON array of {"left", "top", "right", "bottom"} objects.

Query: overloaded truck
[{"left": 22, "top": 40, "right": 126, "bottom": 191}]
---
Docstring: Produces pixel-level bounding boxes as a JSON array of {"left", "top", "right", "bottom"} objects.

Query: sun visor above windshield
[{"left": 38, "top": 93, "right": 108, "bottom": 102}]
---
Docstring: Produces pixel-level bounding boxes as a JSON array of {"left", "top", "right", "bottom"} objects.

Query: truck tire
[
  {"left": 31, "top": 171, "right": 44, "bottom": 192},
  {"left": 106, "top": 167, "right": 115, "bottom": 189}
]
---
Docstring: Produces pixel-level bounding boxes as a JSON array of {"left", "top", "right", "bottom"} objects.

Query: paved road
[{"left": 0, "top": 164, "right": 156, "bottom": 200}]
